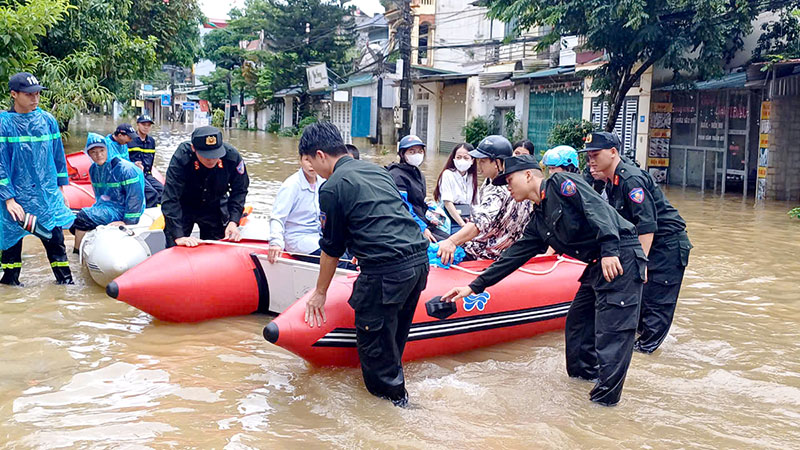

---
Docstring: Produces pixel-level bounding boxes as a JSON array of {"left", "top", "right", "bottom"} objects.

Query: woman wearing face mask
[
  {"left": 433, "top": 143, "right": 477, "bottom": 234},
  {"left": 387, "top": 135, "right": 446, "bottom": 242}
]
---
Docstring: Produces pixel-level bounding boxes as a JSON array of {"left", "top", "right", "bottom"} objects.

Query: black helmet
[{"left": 469, "top": 135, "right": 513, "bottom": 159}]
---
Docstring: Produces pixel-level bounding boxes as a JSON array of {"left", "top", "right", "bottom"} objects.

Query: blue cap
[
  {"left": 8, "top": 72, "right": 46, "bottom": 93},
  {"left": 137, "top": 114, "right": 154, "bottom": 124},
  {"left": 84, "top": 132, "right": 106, "bottom": 153},
  {"left": 115, "top": 123, "right": 136, "bottom": 137},
  {"left": 542, "top": 145, "right": 579, "bottom": 168},
  {"left": 398, "top": 135, "right": 425, "bottom": 151},
  {"left": 579, "top": 131, "right": 621, "bottom": 152}
]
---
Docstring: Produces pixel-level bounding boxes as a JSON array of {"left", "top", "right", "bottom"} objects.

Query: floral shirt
[{"left": 463, "top": 178, "right": 533, "bottom": 260}]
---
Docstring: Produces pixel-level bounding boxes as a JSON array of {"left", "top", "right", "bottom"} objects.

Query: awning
[
  {"left": 482, "top": 79, "right": 514, "bottom": 89},
  {"left": 187, "top": 94, "right": 201, "bottom": 101},
  {"left": 274, "top": 87, "right": 302, "bottom": 98},
  {"left": 656, "top": 72, "right": 747, "bottom": 91},
  {"left": 512, "top": 66, "right": 574, "bottom": 81},
  {"left": 330, "top": 73, "right": 374, "bottom": 91}
]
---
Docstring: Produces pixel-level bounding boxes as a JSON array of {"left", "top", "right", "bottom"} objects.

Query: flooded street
[{"left": 1, "top": 115, "right": 799, "bottom": 448}]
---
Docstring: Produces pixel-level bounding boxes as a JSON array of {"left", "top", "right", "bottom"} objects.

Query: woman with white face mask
[
  {"left": 387, "top": 135, "right": 448, "bottom": 242},
  {"left": 434, "top": 143, "right": 477, "bottom": 234}
]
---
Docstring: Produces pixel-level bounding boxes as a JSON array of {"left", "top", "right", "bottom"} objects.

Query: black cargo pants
[
  {"left": 635, "top": 231, "right": 692, "bottom": 353},
  {"left": 564, "top": 241, "right": 646, "bottom": 406},
  {"left": 348, "top": 263, "right": 429, "bottom": 405}
]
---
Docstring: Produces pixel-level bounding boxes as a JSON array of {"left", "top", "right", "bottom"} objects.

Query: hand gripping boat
[{"left": 263, "top": 255, "right": 587, "bottom": 367}]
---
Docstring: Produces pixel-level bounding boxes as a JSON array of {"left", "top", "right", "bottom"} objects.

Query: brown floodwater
[{"left": 1, "top": 115, "right": 799, "bottom": 448}]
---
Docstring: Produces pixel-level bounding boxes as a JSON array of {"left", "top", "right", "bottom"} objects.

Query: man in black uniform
[
  {"left": 129, "top": 114, "right": 163, "bottom": 207},
  {"left": 583, "top": 132, "right": 692, "bottom": 354},
  {"left": 299, "top": 122, "right": 429, "bottom": 407},
  {"left": 443, "top": 155, "right": 646, "bottom": 406},
  {"left": 161, "top": 126, "right": 249, "bottom": 247}
]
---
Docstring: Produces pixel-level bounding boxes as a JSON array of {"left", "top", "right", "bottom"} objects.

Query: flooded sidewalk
[{"left": 1, "top": 116, "right": 799, "bottom": 448}]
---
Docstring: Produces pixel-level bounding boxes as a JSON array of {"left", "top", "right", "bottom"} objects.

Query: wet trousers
[
  {"left": 348, "top": 263, "right": 429, "bottom": 404},
  {"left": 1, "top": 227, "right": 72, "bottom": 285},
  {"left": 636, "top": 231, "right": 692, "bottom": 353},
  {"left": 565, "top": 242, "right": 645, "bottom": 406},
  {"left": 143, "top": 174, "right": 163, "bottom": 208}
]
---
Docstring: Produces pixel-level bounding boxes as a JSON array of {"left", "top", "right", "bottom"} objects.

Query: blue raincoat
[
  {"left": 0, "top": 108, "right": 74, "bottom": 250},
  {"left": 104, "top": 134, "right": 130, "bottom": 161},
  {"left": 82, "top": 155, "right": 145, "bottom": 225}
]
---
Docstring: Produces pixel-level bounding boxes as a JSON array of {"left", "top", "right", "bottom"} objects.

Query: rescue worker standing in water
[
  {"left": 443, "top": 155, "right": 646, "bottom": 406},
  {"left": 129, "top": 114, "right": 163, "bottom": 207},
  {"left": 0, "top": 72, "right": 74, "bottom": 285},
  {"left": 583, "top": 131, "right": 692, "bottom": 354},
  {"left": 298, "top": 122, "right": 429, "bottom": 408},
  {"left": 161, "top": 126, "right": 249, "bottom": 247}
]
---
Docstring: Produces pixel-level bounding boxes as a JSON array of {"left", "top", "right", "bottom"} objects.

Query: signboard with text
[{"left": 306, "top": 63, "right": 329, "bottom": 91}]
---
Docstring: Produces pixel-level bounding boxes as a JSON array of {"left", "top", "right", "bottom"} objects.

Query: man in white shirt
[{"left": 268, "top": 155, "right": 324, "bottom": 262}]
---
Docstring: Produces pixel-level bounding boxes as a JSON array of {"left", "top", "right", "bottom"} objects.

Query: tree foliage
[
  {"left": 753, "top": 8, "right": 800, "bottom": 63},
  {"left": 0, "top": 0, "right": 72, "bottom": 81},
  {"left": 202, "top": 0, "right": 356, "bottom": 112},
  {"left": 129, "top": 0, "right": 205, "bottom": 67},
  {"left": 547, "top": 117, "right": 597, "bottom": 149},
  {"left": 488, "top": 0, "right": 788, "bottom": 131}
]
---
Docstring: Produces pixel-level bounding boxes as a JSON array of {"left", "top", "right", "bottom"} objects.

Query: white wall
[
  {"left": 432, "top": 0, "right": 502, "bottom": 73},
  {"left": 282, "top": 96, "right": 294, "bottom": 128}
]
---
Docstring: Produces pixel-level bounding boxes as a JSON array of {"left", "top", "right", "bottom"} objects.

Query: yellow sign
[
  {"left": 761, "top": 101, "right": 771, "bottom": 120},
  {"left": 757, "top": 167, "right": 767, "bottom": 178},
  {"left": 652, "top": 102, "right": 673, "bottom": 113},
  {"left": 131, "top": 99, "right": 144, "bottom": 107},
  {"left": 759, "top": 133, "right": 769, "bottom": 148},
  {"left": 648, "top": 157, "right": 670, "bottom": 167},
  {"left": 650, "top": 129, "right": 671, "bottom": 139}
]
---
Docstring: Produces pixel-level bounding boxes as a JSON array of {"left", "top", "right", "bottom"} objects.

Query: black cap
[
  {"left": 137, "top": 114, "right": 154, "bottom": 124},
  {"left": 579, "top": 131, "right": 621, "bottom": 152},
  {"left": 469, "top": 135, "right": 513, "bottom": 159},
  {"left": 115, "top": 123, "right": 136, "bottom": 137},
  {"left": 8, "top": 72, "right": 46, "bottom": 93},
  {"left": 492, "top": 154, "right": 542, "bottom": 186},
  {"left": 191, "top": 126, "right": 225, "bottom": 159}
]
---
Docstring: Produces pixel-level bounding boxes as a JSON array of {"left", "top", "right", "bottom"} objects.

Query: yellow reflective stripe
[
  {"left": 121, "top": 177, "right": 140, "bottom": 186},
  {"left": 57, "top": 172, "right": 68, "bottom": 178},
  {"left": 0, "top": 132, "right": 61, "bottom": 143},
  {"left": 128, "top": 147, "right": 155, "bottom": 153},
  {"left": 50, "top": 261, "right": 70, "bottom": 268},
  {"left": 124, "top": 212, "right": 142, "bottom": 218},
  {"left": 0, "top": 178, "right": 9, "bottom": 185},
  {"left": 1, "top": 262, "right": 22, "bottom": 269}
]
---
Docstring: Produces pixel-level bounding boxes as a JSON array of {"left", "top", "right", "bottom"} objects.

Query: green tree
[
  {"left": 0, "top": 0, "right": 72, "bottom": 81},
  {"left": 199, "top": 68, "right": 232, "bottom": 109},
  {"left": 488, "top": 0, "right": 788, "bottom": 132},
  {"left": 753, "top": 8, "right": 800, "bottom": 63},
  {"left": 128, "top": 0, "right": 205, "bottom": 67}
]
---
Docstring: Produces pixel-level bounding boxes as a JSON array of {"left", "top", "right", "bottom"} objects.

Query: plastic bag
[{"left": 427, "top": 242, "right": 466, "bottom": 268}]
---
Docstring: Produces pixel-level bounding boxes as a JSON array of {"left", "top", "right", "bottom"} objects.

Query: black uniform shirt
[
  {"left": 469, "top": 172, "right": 638, "bottom": 293},
  {"left": 129, "top": 134, "right": 156, "bottom": 174},
  {"left": 161, "top": 141, "right": 249, "bottom": 239},
  {"left": 319, "top": 156, "right": 428, "bottom": 274},
  {"left": 605, "top": 161, "right": 685, "bottom": 237}
]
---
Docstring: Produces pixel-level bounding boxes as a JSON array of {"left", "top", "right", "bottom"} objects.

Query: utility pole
[{"left": 398, "top": 0, "right": 412, "bottom": 139}]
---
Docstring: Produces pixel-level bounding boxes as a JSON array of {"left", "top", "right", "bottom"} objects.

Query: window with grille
[{"left": 591, "top": 97, "right": 639, "bottom": 160}]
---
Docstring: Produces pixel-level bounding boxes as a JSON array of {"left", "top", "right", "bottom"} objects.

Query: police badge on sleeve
[
  {"left": 629, "top": 187, "right": 645, "bottom": 203},
  {"left": 319, "top": 212, "right": 327, "bottom": 229},
  {"left": 236, "top": 160, "right": 245, "bottom": 175},
  {"left": 560, "top": 179, "right": 577, "bottom": 197}
]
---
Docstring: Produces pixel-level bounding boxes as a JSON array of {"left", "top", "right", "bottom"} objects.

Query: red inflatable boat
[
  {"left": 63, "top": 152, "right": 164, "bottom": 210},
  {"left": 263, "top": 255, "right": 586, "bottom": 367}
]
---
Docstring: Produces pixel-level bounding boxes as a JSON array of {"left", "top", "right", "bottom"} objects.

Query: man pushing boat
[
  {"left": 442, "top": 155, "right": 646, "bottom": 406},
  {"left": 298, "top": 122, "right": 429, "bottom": 408}
]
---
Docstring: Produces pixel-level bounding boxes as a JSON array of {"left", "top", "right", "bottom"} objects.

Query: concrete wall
[
  {"left": 766, "top": 95, "right": 800, "bottom": 201},
  {"left": 432, "top": 0, "right": 502, "bottom": 73}
]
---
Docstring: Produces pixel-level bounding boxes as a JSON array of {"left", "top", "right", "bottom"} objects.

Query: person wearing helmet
[
  {"left": 541, "top": 145, "right": 579, "bottom": 174},
  {"left": 437, "top": 135, "right": 533, "bottom": 264},
  {"left": 387, "top": 135, "right": 446, "bottom": 242}
]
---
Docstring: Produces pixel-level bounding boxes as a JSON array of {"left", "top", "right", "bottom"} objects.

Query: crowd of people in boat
[{"left": 1, "top": 71, "right": 691, "bottom": 409}]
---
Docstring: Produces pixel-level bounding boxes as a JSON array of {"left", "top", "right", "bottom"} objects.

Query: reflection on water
[{"left": 2, "top": 115, "right": 800, "bottom": 448}]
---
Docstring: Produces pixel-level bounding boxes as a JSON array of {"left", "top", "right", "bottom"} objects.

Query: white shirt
[
  {"left": 269, "top": 169, "right": 324, "bottom": 254},
  {"left": 438, "top": 168, "right": 474, "bottom": 205}
]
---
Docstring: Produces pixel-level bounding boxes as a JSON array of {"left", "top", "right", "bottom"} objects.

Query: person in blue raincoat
[
  {"left": 69, "top": 133, "right": 145, "bottom": 252},
  {"left": 0, "top": 72, "right": 75, "bottom": 285},
  {"left": 105, "top": 123, "right": 136, "bottom": 161}
]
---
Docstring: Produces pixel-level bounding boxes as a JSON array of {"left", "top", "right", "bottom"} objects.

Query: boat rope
[
  {"left": 70, "top": 183, "right": 96, "bottom": 199},
  {"left": 450, "top": 255, "right": 586, "bottom": 276},
  {"left": 198, "top": 240, "right": 354, "bottom": 263}
]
